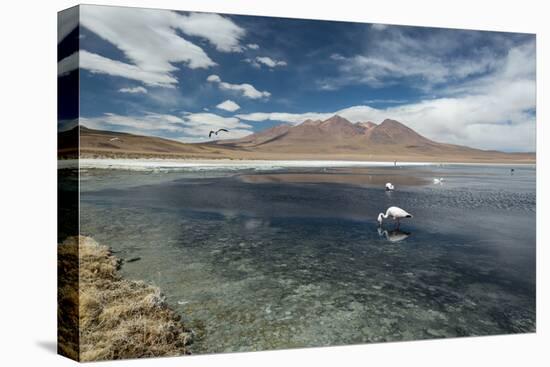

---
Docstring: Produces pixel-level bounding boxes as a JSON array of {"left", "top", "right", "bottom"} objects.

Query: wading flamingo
[{"left": 377, "top": 206, "right": 413, "bottom": 228}]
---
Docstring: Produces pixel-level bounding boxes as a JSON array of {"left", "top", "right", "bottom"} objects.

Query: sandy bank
[{"left": 58, "top": 236, "right": 192, "bottom": 361}]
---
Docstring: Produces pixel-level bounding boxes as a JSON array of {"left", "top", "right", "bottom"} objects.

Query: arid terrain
[{"left": 61, "top": 116, "right": 535, "bottom": 163}]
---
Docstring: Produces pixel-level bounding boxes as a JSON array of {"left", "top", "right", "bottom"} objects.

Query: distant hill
[
  {"left": 215, "top": 115, "right": 534, "bottom": 162},
  {"left": 59, "top": 126, "right": 239, "bottom": 159},
  {"left": 60, "top": 118, "right": 535, "bottom": 163}
]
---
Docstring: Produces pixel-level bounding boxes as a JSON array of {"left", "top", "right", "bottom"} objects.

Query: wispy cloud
[
  {"left": 75, "top": 6, "right": 247, "bottom": 87},
  {"left": 174, "top": 12, "right": 246, "bottom": 52},
  {"left": 363, "top": 98, "right": 409, "bottom": 105},
  {"left": 371, "top": 24, "right": 388, "bottom": 31},
  {"left": 323, "top": 27, "right": 506, "bottom": 91},
  {"left": 245, "top": 56, "right": 287, "bottom": 69},
  {"left": 79, "top": 50, "right": 179, "bottom": 87},
  {"left": 237, "top": 40, "right": 536, "bottom": 152},
  {"left": 68, "top": 7, "right": 534, "bottom": 152},
  {"left": 81, "top": 112, "right": 185, "bottom": 133},
  {"left": 178, "top": 113, "right": 252, "bottom": 141},
  {"left": 207, "top": 74, "right": 271, "bottom": 99},
  {"left": 119, "top": 86, "right": 148, "bottom": 94},
  {"left": 81, "top": 111, "right": 253, "bottom": 143}
]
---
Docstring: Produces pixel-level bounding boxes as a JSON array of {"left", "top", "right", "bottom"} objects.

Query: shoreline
[
  {"left": 58, "top": 236, "right": 192, "bottom": 361},
  {"left": 58, "top": 158, "right": 536, "bottom": 171}
]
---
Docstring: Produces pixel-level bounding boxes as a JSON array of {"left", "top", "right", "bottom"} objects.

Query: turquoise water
[{"left": 78, "top": 164, "right": 536, "bottom": 353}]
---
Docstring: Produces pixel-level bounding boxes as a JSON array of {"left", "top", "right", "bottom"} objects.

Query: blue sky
[{"left": 58, "top": 5, "right": 536, "bottom": 151}]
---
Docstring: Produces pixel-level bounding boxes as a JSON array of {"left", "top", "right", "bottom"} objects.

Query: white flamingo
[
  {"left": 385, "top": 182, "right": 395, "bottom": 191},
  {"left": 433, "top": 178, "right": 444, "bottom": 184},
  {"left": 377, "top": 206, "right": 413, "bottom": 227}
]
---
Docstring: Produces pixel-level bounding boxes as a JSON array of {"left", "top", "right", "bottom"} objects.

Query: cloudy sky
[{"left": 58, "top": 5, "right": 536, "bottom": 151}]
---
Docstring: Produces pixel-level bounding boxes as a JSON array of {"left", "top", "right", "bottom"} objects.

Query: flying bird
[
  {"left": 385, "top": 182, "right": 395, "bottom": 191},
  {"left": 109, "top": 137, "right": 121, "bottom": 142},
  {"left": 377, "top": 206, "right": 413, "bottom": 228},
  {"left": 433, "top": 178, "right": 444, "bottom": 184},
  {"left": 209, "top": 128, "right": 229, "bottom": 138}
]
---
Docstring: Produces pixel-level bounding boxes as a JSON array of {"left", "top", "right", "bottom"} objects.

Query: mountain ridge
[
  {"left": 62, "top": 117, "right": 535, "bottom": 163},
  {"left": 218, "top": 115, "right": 444, "bottom": 150}
]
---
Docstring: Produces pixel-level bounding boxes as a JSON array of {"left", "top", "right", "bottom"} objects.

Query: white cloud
[
  {"left": 244, "top": 56, "right": 287, "bottom": 69},
  {"left": 118, "top": 86, "right": 148, "bottom": 94},
  {"left": 81, "top": 112, "right": 186, "bottom": 133},
  {"left": 238, "top": 99, "right": 534, "bottom": 152},
  {"left": 236, "top": 111, "right": 333, "bottom": 125},
  {"left": 216, "top": 99, "right": 241, "bottom": 112},
  {"left": 77, "top": 6, "right": 230, "bottom": 87},
  {"left": 243, "top": 58, "right": 260, "bottom": 68},
  {"left": 256, "top": 56, "right": 287, "bottom": 68},
  {"left": 79, "top": 50, "right": 179, "bottom": 87},
  {"left": 371, "top": 24, "right": 388, "bottom": 31},
  {"left": 174, "top": 12, "right": 246, "bottom": 52},
  {"left": 178, "top": 112, "right": 252, "bottom": 141},
  {"left": 61, "top": 7, "right": 248, "bottom": 87},
  {"left": 247, "top": 43, "right": 260, "bottom": 50},
  {"left": 206, "top": 75, "right": 221, "bottom": 83},
  {"left": 324, "top": 27, "right": 503, "bottom": 90},
  {"left": 207, "top": 74, "right": 271, "bottom": 99},
  {"left": 364, "top": 99, "right": 408, "bottom": 104},
  {"left": 236, "top": 41, "right": 536, "bottom": 152},
  {"left": 80, "top": 111, "right": 253, "bottom": 143}
]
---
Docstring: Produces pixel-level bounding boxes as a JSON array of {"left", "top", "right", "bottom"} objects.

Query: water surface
[{"left": 79, "top": 164, "right": 536, "bottom": 353}]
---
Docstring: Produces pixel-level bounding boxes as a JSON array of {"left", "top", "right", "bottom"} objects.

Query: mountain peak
[
  {"left": 356, "top": 121, "right": 377, "bottom": 130},
  {"left": 323, "top": 115, "right": 350, "bottom": 124},
  {"left": 318, "top": 115, "right": 360, "bottom": 135},
  {"left": 377, "top": 119, "right": 417, "bottom": 133},
  {"left": 301, "top": 119, "right": 323, "bottom": 126},
  {"left": 380, "top": 118, "right": 405, "bottom": 126},
  {"left": 364, "top": 118, "right": 433, "bottom": 146}
]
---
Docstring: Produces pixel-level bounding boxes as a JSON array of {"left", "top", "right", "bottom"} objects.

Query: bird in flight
[{"left": 209, "top": 128, "right": 229, "bottom": 138}]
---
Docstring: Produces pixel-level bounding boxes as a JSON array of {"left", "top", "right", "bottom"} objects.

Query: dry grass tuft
[{"left": 58, "top": 236, "right": 192, "bottom": 361}]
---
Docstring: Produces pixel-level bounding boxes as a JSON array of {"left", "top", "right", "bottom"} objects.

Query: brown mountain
[
  {"left": 356, "top": 121, "right": 377, "bottom": 131},
  {"left": 220, "top": 124, "right": 292, "bottom": 147},
  {"left": 65, "top": 117, "right": 535, "bottom": 163},
  {"left": 62, "top": 126, "right": 240, "bottom": 159},
  {"left": 218, "top": 115, "right": 436, "bottom": 151},
  {"left": 215, "top": 115, "right": 534, "bottom": 162}
]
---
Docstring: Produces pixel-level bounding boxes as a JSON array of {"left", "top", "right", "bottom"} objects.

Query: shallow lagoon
[{"left": 79, "top": 164, "right": 536, "bottom": 353}]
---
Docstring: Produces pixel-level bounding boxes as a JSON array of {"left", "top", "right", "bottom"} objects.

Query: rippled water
[{"left": 78, "top": 164, "right": 536, "bottom": 354}]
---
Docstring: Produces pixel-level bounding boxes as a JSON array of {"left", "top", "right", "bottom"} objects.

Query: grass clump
[{"left": 58, "top": 236, "right": 192, "bottom": 361}]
